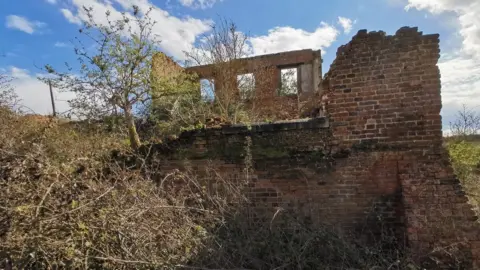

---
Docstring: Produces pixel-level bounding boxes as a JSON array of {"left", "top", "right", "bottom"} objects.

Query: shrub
[
  {"left": 0, "top": 109, "right": 227, "bottom": 269},
  {"left": 446, "top": 139, "right": 480, "bottom": 214},
  {"left": 1, "top": 109, "right": 426, "bottom": 269}
]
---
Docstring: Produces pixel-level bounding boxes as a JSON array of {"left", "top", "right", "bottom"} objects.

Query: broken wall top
[
  {"left": 324, "top": 26, "right": 443, "bottom": 149},
  {"left": 186, "top": 49, "right": 321, "bottom": 78}
]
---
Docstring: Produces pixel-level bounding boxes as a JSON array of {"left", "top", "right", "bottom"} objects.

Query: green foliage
[
  {"left": 151, "top": 64, "right": 200, "bottom": 102},
  {"left": 148, "top": 70, "right": 212, "bottom": 137},
  {"left": 446, "top": 140, "right": 480, "bottom": 215},
  {"left": 447, "top": 140, "right": 480, "bottom": 181},
  {"left": 39, "top": 5, "right": 164, "bottom": 149}
]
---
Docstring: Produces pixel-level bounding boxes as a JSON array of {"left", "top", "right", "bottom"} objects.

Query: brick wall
[
  {"left": 148, "top": 27, "right": 480, "bottom": 268},
  {"left": 325, "top": 27, "right": 442, "bottom": 149},
  {"left": 150, "top": 118, "right": 406, "bottom": 243},
  {"left": 185, "top": 49, "right": 322, "bottom": 120},
  {"left": 324, "top": 27, "right": 480, "bottom": 268}
]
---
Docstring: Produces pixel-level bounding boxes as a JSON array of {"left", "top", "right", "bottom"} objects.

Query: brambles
[{"left": 0, "top": 109, "right": 426, "bottom": 269}]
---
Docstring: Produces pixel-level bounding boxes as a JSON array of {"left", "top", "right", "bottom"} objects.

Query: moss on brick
[{"left": 251, "top": 146, "right": 290, "bottom": 159}]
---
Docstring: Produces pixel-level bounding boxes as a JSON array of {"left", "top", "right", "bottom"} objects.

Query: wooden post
[{"left": 48, "top": 80, "right": 56, "bottom": 117}]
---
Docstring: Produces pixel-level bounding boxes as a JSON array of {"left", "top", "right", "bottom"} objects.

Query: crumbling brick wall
[
  {"left": 150, "top": 52, "right": 189, "bottom": 109},
  {"left": 185, "top": 49, "right": 322, "bottom": 120},
  {"left": 151, "top": 118, "right": 405, "bottom": 244},
  {"left": 148, "top": 27, "right": 480, "bottom": 268},
  {"left": 325, "top": 27, "right": 442, "bottom": 148},
  {"left": 324, "top": 26, "right": 480, "bottom": 268}
]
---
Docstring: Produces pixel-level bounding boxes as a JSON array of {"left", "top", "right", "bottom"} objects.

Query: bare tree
[
  {"left": 449, "top": 104, "right": 480, "bottom": 137},
  {"left": 184, "top": 18, "right": 300, "bottom": 123},
  {"left": 41, "top": 5, "right": 161, "bottom": 150},
  {"left": 185, "top": 18, "right": 255, "bottom": 123},
  {"left": 0, "top": 67, "right": 21, "bottom": 112},
  {"left": 278, "top": 68, "right": 298, "bottom": 96},
  {"left": 0, "top": 71, "right": 12, "bottom": 102}
]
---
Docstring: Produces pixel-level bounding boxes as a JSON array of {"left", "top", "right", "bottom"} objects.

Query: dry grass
[
  {"left": 0, "top": 108, "right": 227, "bottom": 269},
  {"left": 0, "top": 108, "right": 437, "bottom": 269}
]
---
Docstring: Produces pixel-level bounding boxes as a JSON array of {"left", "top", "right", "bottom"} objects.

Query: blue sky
[{"left": 1, "top": 0, "right": 479, "bottom": 131}]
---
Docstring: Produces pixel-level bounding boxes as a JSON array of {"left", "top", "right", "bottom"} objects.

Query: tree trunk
[{"left": 124, "top": 106, "right": 141, "bottom": 150}]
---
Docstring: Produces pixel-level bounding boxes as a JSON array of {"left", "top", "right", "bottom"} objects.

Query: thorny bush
[{"left": 0, "top": 108, "right": 431, "bottom": 269}]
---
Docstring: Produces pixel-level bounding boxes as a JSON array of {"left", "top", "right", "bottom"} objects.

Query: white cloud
[
  {"left": 54, "top": 42, "right": 69, "bottom": 48},
  {"left": 178, "top": 0, "right": 221, "bottom": 9},
  {"left": 249, "top": 22, "right": 339, "bottom": 56},
  {"left": 10, "top": 67, "right": 30, "bottom": 79},
  {"left": 56, "top": 0, "right": 340, "bottom": 61},
  {"left": 7, "top": 67, "right": 74, "bottom": 115},
  {"left": 438, "top": 55, "right": 480, "bottom": 103},
  {"left": 60, "top": 9, "right": 82, "bottom": 25},
  {"left": 46, "top": 0, "right": 57, "bottom": 4},
  {"left": 337, "top": 17, "right": 355, "bottom": 34},
  {"left": 405, "top": 0, "right": 480, "bottom": 57},
  {"left": 404, "top": 0, "right": 480, "bottom": 126},
  {"left": 438, "top": 54, "right": 480, "bottom": 127},
  {"left": 58, "top": 0, "right": 212, "bottom": 60},
  {"left": 5, "top": 15, "right": 47, "bottom": 34}
]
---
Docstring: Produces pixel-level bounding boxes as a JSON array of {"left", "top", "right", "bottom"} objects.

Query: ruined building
[
  {"left": 151, "top": 48, "right": 325, "bottom": 120},
  {"left": 152, "top": 27, "right": 480, "bottom": 268},
  {"left": 186, "top": 49, "right": 323, "bottom": 119}
]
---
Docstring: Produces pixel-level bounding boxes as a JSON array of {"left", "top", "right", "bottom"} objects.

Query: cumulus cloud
[
  {"left": 55, "top": 0, "right": 341, "bottom": 61},
  {"left": 7, "top": 67, "right": 74, "bottom": 115},
  {"left": 438, "top": 55, "right": 480, "bottom": 103},
  {"left": 249, "top": 22, "right": 339, "bottom": 56},
  {"left": 405, "top": 0, "right": 480, "bottom": 127},
  {"left": 406, "top": 0, "right": 480, "bottom": 57},
  {"left": 58, "top": 0, "right": 212, "bottom": 60},
  {"left": 178, "top": 0, "right": 222, "bottom": 9},
  {"left": 60, "top": 9, "right": 82, "bottom": 25},
  {"left": 337, "top": 17, "right": 355, "bottom": 34},
  {"left": 5, "top": 15, "right": 47, "bottom": 34}
]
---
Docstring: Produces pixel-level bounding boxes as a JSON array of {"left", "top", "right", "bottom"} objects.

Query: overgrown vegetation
[
  {"left": 42, "top": 5, "right": 179, "bottom": 150},
  {"left": 445, "top": 106, "right": 480, "bottom": 216},
  {"left": 0, "top": 67, "right": 20, "bottom": 112},
  {"left": 184, "top": 17, "right": 301, "bottom": 125},
  {"left": 3, "top": 3, "right": 480, "bottom": 270},
  {"left": 447, "top": 140, "right": 480, "bottom": 214},
  {"left": 1, "top": 106, "right": 429, "bottom": 269}
]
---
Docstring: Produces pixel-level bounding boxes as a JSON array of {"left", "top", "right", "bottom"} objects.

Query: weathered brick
[{"left": 148, "top": 26, "right": 480, "bottom": 269}]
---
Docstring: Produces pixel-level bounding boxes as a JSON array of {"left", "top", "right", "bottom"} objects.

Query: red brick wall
[
  {"left": 324, "top": 27, "right": 480, "bottom": 268},
  {"left": 398, "top": 149, "right": 478, "bottom": 267},
  {"left": 152, "top": 119, "right": 406, "bottom": 248},
  {"left": 325, "top": 27, "right": 442, "bottom": 149},
  {"left": 150, "top": 27, "right": 480, "bottom": 268},
  {"left": 185, "top": 49, "right": 320, "bottom": 120}
]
